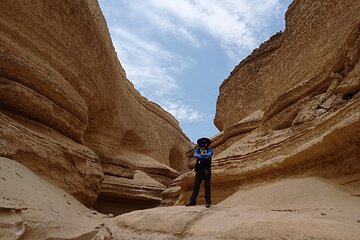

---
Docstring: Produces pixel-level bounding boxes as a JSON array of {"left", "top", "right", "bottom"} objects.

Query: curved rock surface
[
  {"left": 215, "top": 0, "right": 360, "bottom": 131},
  {"left": 2, "top": 0, "right": 360, "bottom": 239},
  {"left": 0, "top": 0, "right": 191, "bottom": 208},
  {"left": 3, "top": 157, "right": 358, "bottom": 240},
  {"left": 165, "top": 0, "right": 360, "bottom": 207},
  {"left": 0, "top": 157, "right": 107, "bottom": 239},
  {"left": 94, "top": 177, "right": 360, "bottom": 240}
]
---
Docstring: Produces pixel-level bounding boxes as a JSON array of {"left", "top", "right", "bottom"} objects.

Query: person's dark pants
[{"left": 189, "top": 169, "right": 211, "bottom": 204}]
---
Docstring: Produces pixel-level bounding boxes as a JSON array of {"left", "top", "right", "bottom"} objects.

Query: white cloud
[
  {"left": 108, "top": 26, "right": 202, "bottom": 123},
  {"left": 143, "top": 13, "right": 202, "bottom": 48},
  {"left": 110, "top": 27, "right": 188, "bottom": 96},
  {"left": 161, "top": 100, "right": 203, "bottom": 123},
  {"left": 127, "top": 0, "right": 284, "bottom": 59},
  {"left": 98, "top": 0, "right": 288, "bottom": 125}
]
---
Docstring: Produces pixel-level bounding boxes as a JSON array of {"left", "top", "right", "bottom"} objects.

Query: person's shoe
[
  {"left": 205, "top": 202, "right": 211, "bottom": 208},
  {"left": 186, "top": 202, "right": 196, "bottom": 207}
]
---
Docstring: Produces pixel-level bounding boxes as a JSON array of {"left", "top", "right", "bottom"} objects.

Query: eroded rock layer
[
  {"left": 2, "top": 0, "right": 360, "bottom": 239},
  {"left": 0, "top": 157, "right": 107, "bottom": 239},
  {"left": 0, "top": 0, "right": 191, "bottom": 208},
  {"left": 215, "top": 0, "right": 360, "bottom": 131},
  {"left": 98, "top": 177, "right": 360, "bottom": 240},
  {"left": 164, "top": 0, "right": 360, "bottom": 209}
]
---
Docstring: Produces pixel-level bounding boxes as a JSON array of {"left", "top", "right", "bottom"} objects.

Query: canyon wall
[
  {"left": 0, "top": 0, "right": 192, "bottom": 210},
  {"left": 214, "top": 0, "right": 360, "bottom": 131},
  {"left": 2, "top": 0, "right": 360, "bottom": 239},
  {"left": 164, "top": 0, "right": 360, "bottom": 206}
]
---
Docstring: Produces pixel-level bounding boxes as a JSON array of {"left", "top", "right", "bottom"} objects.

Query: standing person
[{"left": 186, "top": 137, "right": 213, "bottom": 208}]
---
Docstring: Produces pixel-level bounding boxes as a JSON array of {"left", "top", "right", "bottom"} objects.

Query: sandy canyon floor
[{"left": 1, "top": 156, "right": 359, "bottom": 239}]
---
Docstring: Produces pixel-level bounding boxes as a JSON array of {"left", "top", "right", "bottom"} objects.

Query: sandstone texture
[
  {"left": 3, "top": 158, "right": 358, "bottom": 239},
  {"left": 0, "top": 157, "right": 107, "bottom": 239},
  {"left": 2, "top": 0, "right": 360, "bottom": 239},
  {"left": 0, "top": 0, "right": 191, "bottom": 211},
  {"left": 215, "top": 0, "right": 360, "bottom": 131},
  {"left": 166, "top": 0, "right": 360, "bottom": 207},
  {"left": 93, "top": 177, "right": 360, "bottom": 240}
]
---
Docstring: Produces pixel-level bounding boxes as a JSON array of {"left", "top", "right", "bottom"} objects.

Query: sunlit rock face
[
  {"left": 215, "top": 0, "right": 360, "bottom": 131},
  {"left": 164, "top": 0, "right": 360, "bottom": 207},
  {"left": 96, "top": 177, "right": 360, "bottom": 240},
  {"left": 1, "top": 0, "right": 360, "bottom": 239},
  {"left": 0, "top": 0, "right": 192, "bottom": 209}
]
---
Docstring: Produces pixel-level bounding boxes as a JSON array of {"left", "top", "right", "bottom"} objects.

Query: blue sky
[{"left": 98, "top": 0, "right": 292, "bottom": 142}]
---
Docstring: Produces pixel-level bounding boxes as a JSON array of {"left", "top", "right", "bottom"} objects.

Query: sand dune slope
[
  {"left": 0, "top": 157, "right": 107, "bottom": 239},
  {"left": 1, "top": 156, "right": 359, "bottom": 239}
]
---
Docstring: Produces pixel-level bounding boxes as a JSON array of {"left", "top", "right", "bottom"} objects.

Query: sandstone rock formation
[
  {"left": 0, "top": 0, "right": 191, "bottom": 212},
  {"left": 2, "top": 0, "right": 360, "bottom": 239},
  {"left": 165, "top": 0, "right": 360, "bottom": 208},
  {"left": 0, "top": 156, "right": 107, "bottom": 239},
  {"left": 4, "top": 155, "right": 357, "bottom": 239},
  {"left": 94, "top": 177, "right": 360, "bottom": 239},
  {"left": 215, "top": 0, "right": 360, "bottom": 131}
]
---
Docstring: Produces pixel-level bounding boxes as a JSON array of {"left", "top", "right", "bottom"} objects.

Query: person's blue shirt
[{"left": 194, "top": 147, "right": 213, "bottom": 159}]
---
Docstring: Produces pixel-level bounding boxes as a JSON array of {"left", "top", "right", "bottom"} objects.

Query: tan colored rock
[
  {"left": 102, "top": 163, "right": 134, "bottom": 179},
  {"left": 0, "top": 209, "right": 25, "bottom": 240},
  {"left": 0, "top": 77, "right": 86, "bottom": 143},
  {"left": 215, "top": 0, "right": 360, "bottom": 131},
  {"left": 185, "top": 110, "right": 264, "bottom": 171},
  {"left": 0, "top": 0, "right": 191, "bottom": 207},
  {"left": 0, "top": 112, "right": 103, "bottom": 206},
  {"left": 165, "top": 0, "right": 360, "bottom": 209},
  {"left": 213, "top": 110, "right": 264, "bottom": 150},
  {"left": 0, "top": 157, "right": 107, "bottom": 239},
  {"left": 100, "top": 151, "right": 180, "bottom": 186},
  {"left": 161, "top": 176, "right": 183, "bottom": 206},
  {"left": 2, "top": 0, "right": 360, "bottom": 238},
  {"left": 173, "top": 100, "right": 360, "bottom": 206},
  {"left": 94, "top": 171, "right": 166, "bottom": 216},
  {"left": 292, "top": 96, "right": 322, "bottom": 125},
  {"left": 95, "top": 152, "right": 178, "bottom": 215},
  {"left": 99, "top": 171, "right": 165, "bottom": 203},
  {"left": 4, "top": 157, "right": 358, "bottom": 239},
  {"left": 96, "top": 177, "right": 360, "bottom": 240},
  {"left": 336, "top": 61, "right": 360, "bottom": 96}
]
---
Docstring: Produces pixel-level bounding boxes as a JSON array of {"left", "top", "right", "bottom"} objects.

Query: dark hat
[{"left": 197, "top": 137, "right": 212, "bottom": 147}]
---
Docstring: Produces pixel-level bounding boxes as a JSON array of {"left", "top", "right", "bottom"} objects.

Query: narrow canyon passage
[{"left": 1, "top": 0, "right": 360, "bottom": 239}]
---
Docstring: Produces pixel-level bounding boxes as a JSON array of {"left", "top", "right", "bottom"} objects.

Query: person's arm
[
  {"left": 193, "top": 147, "right": 203, "bottom": 159},
  {"left": 200, "top": 148, "right": 213, "bottom": 158}
]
